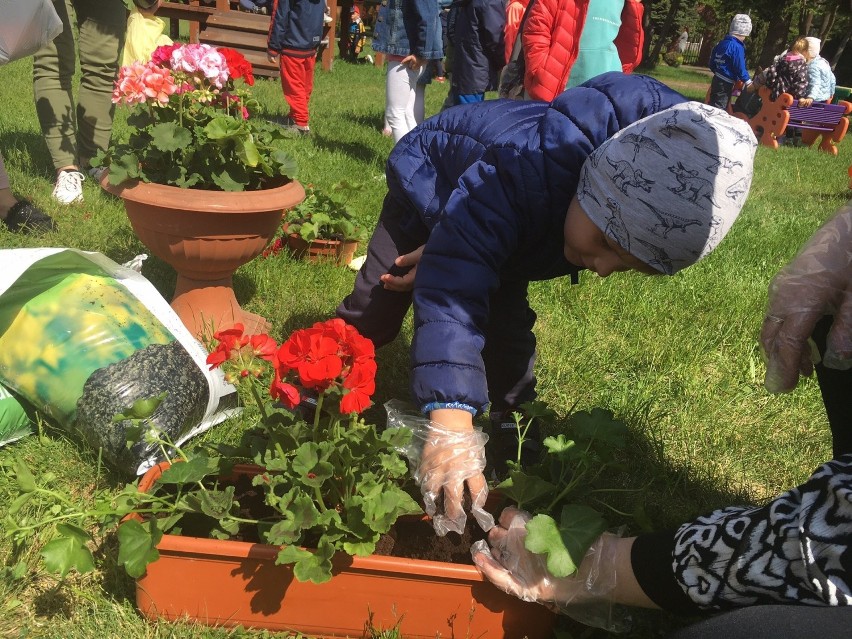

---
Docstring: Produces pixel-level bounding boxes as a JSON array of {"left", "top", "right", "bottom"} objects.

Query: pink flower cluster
[
  {"left": 112, "top": 61, "right": 178, "bottom": 106},
  {"left": 169, "top": 43, "right": 230, "bottom": 89}
]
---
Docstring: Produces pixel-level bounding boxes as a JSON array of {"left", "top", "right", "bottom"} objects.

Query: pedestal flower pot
[
  {"left": 286, "top": 234, "right": 359, "bottom": 266},
  {"left": 101, "top": 176, "right": 305, "bottom": 338},
  {"left": 132, "top": 463, "right": 556, "bottom": 638}
]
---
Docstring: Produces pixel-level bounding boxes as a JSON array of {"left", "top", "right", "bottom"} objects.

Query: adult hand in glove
[
  {"left": 472, "top": 507, "right": 649, "bottom": 631},
  {"left": 762, "top": 203, "right": 852, "bottom": 393},
  {"left": 390, "top": 404, "right": 494, "bottom": 535}
]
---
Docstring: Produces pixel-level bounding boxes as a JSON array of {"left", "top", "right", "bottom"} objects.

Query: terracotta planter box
[
  {"left": 133, "top": 463, "right": 555, "bottom": 637},
  {"left": 286, "top": 234, "right": 359, "bottom": 266}
]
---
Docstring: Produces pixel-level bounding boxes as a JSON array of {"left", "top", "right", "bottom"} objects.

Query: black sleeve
[{"left": 631, "top": 529, "right": 702, "bottom": 614}]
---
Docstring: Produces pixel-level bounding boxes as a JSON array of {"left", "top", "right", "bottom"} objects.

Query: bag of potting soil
[
  {"left": 0, "top": 381, "right": 31, "bottom": 447},
  {"left": 0, "top": 248, "right": 239, "bottom": 474}
]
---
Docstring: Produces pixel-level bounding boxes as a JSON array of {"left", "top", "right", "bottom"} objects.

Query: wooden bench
[
  {"left": 735, "top": 85, "right": 852, "bottom": 154},
  {"left": 158, "top": 0, "right": 342, "bottom": 77}
]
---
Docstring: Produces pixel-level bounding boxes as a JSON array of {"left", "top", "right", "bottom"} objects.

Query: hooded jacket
[
  {"left": 709, "top": 35, "right": 751, "bottom": 84},
  {"left": 522, "top": 0, "right": 644, "bottom": 102},
  {"left": 385, "top": 72, "right": 686, "bottom": 413},
  {"left": 267, "top": 0, "right": 325, "bottom": 54},
  {"left": 447, "top": 0, "right": 506, "bottom": 95}
]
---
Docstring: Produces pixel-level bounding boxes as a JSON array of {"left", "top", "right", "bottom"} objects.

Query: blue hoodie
[
  {"left": 709, "top": 35, "right": 751, "bottom": 84},
  {"left": 267, "top": 0, "right": 325, "bottom": 54}
]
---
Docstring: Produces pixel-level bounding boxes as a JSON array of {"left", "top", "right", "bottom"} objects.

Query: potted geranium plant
[
  {"left": 277, "top": 181, "right": 369, "bottom": 265},
  {"left": 94, "top": 43, "right": 305, "bottom": 337},
  {"left": 6, "top": 319, "right": 555, "bottom": 637}
]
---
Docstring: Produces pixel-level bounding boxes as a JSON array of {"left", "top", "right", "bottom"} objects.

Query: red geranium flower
[
  {"left": 250, "top": 334, "right": 277, "bottom": 362},
  {"left": 340, "top": 359, "right": 377, "bottom": 414},
  {"left": 270, "top": 374, "right": 300, "bottom": 409},
  {"left": 218, "top": 47, "right": 255, "bottom": 86}
]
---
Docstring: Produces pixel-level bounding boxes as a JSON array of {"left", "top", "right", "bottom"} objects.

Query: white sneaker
[
  {"left": 52, "top": 169, "right": 84, "bottom": 204},
  {"left": 365, "top": 54, "right": 374, "bottom": 65}
]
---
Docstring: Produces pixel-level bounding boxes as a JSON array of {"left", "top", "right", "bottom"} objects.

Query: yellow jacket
[{"left": 122, "top": 8, "right": 173, "bottom": 66}]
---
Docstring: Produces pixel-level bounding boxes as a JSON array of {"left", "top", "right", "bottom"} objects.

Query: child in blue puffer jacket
[
  {"left": 708, "top": 14, "right": 753, "bottom": 110},
  {"left": 337, "top": 72, "right": 758, "bottom": 537}
]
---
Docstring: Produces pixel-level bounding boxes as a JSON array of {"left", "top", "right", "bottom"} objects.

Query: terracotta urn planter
[
  {"left": 101, "top": 176, "right": 305, "bottom": 338},
  {"left": 286, "top": 234, "right": 359, "bottom": 266},
  {"left": 131, "top": 462, "right": 556, "bottom": 638}
]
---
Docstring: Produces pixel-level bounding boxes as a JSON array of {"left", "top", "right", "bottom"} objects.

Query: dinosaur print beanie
[
  {"left": 729, "top": 14, "right": 752, "bottom": 37},
  {"left": 576, "top": 102, "right": 757, "bottom": 275}
]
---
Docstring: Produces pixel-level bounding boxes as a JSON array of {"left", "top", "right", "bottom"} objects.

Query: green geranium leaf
[
  {"left": 41, "top": 524, "right": 95, "bottom": 577},
  {"left": 150, "top": 123, "right": 192, "bottom": 152},
  {"left": 275, "top": 544, "right": 312, "bottom": 565},
  {"left": 570, "top": 408, "right": 629, "bottom": 450},
  {"left": 496, "top": 471, "right": 556, "bottom": 508},
  {"left": 156, "top": 456, "right": 213, "bottom": 485},
  {"left": 117, "top": 519, "right": 162, "bottom": 579},
  {"left": 292, "top": 539, "right": 335, "bottom": 584},
  {"left": 236, "top": 138, "right": 260, "bottom": 167},
  {"left": 292, "top": 443, "right": 333, "bottom": 486},
  {"left": 199, "top": 486, "right": 235, "bottom": 520},
  {"left": 205, "top": 116, "right": 243, "bottom": 140},
  {"left": 343, "top": 539, "right": 377, "bottom": 557},
  {"left": 211, "top": 168, "right": 246, "bottom": 192},
  {"left": 524, "top": 506, "right": 607, "bottom": 578},
  {"left": 270, "top": 149, "right": 297, "bottom": 177},
  {"left": 542, "top": 434, "right": 576, "bottom": 455}
]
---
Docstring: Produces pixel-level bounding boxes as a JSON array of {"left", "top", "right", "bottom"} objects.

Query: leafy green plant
[
  {"left": 93, "top": 43, "right": 297, "bottom": 191},
  {"left": 283, "top": 181, "right": 369, "bottom": 243},
  {"left": 494, "top": 402, "right": 631, "bottom": 577},
  {"left": 4, "top": 320, "right": 422, "bottom": 585}
]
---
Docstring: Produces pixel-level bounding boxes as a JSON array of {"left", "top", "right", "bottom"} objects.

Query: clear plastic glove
[
  {"left": 386, "top": 400, "right": 495, "bottom": 536},
  {"left": 472, "top": 507, "right": 627, "bottom": 632},
  {"left": 762, "top": 203, "right": 852, "bottom": 393}
]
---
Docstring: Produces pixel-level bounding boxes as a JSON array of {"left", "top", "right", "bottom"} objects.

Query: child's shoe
[
  {"left": 1, "top": 200, "right": 55, "bottom": 234},
  {"left": 365, "top": 54, "right": 374, "bottom": 65},
  {"left": 52, "top": 169, "right": 84, "bottom": 204}
]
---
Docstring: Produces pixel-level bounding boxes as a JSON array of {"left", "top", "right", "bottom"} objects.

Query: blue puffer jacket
[
  {"left": 709, "top": 35, "right": 751, "bottom": 84},
  {"left": 448, "top": 0, "right": 505, "bottom": 94},
  {"left": 267, "top": 0, "right": 325, "bottom": 54},
  {"left": 372, "top": 0, "right": 443, "bottom": 59},
  {"left": 385, "top": 72, "right": 687, "bottom": 414}
]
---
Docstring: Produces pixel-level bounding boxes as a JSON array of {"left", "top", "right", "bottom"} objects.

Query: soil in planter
[{"left": 162, "top": 474, "right": 488, "bottom": 566}]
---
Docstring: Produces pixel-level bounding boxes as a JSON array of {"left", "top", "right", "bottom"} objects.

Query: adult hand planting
[
  {"left": 761, "top": 202, "right": 852, "bottom": 393},
  {"left": 472, "top": 507, "right": 629, "bottom": 630}
]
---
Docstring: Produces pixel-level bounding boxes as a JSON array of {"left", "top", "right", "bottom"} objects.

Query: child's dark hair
[{"left": 134, "top": 0, "right": 159, "bottom": 9}]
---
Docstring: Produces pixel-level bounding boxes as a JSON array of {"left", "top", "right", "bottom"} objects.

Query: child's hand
[
  {"left": 267, "top": 52, "right": 278, "bottom": 64},
  {"left": 798, "top": 97, "right": 814, "bottom": 107},
  {"left": 380, "top": 245, "right": 424, "bottom": 292}
]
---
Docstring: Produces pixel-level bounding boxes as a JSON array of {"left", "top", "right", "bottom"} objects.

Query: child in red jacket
[{"left": 522, "top": 0, "right": 644, "bottom": 101}]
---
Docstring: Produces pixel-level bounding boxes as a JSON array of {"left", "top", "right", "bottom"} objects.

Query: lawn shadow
[
  {"left": 341, "top": 109, "right": 386, "bottom": 133},
  {"left": 0, "top": 130, "right": 55, "bottom": 178},
  {"left": 311, "top": 132, "right": 385, "bottom": 167}
]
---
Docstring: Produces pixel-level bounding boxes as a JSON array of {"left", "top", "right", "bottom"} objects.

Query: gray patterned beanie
[
  {"left": 576, "top": 102, "right": 757, "bottom": 275},
  {"left": 729, "top": 14, "right": 752, "bottom": 37}
]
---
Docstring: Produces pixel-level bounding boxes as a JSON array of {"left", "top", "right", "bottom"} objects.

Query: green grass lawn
[{"left": 1, "top": 57, "right": 851, "bottom": 639}]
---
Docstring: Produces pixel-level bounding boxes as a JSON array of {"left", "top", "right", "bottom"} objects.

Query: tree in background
[{"left": 639, "top": 0, "right": 851, "bottom": 85}]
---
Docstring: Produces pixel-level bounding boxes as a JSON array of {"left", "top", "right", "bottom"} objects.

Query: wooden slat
[
  {"left": 202, "top": 25, "right": 267, "bottom": 50},
  {"left": 206, "top": 11, "right": 271, "bottom": 33}
]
